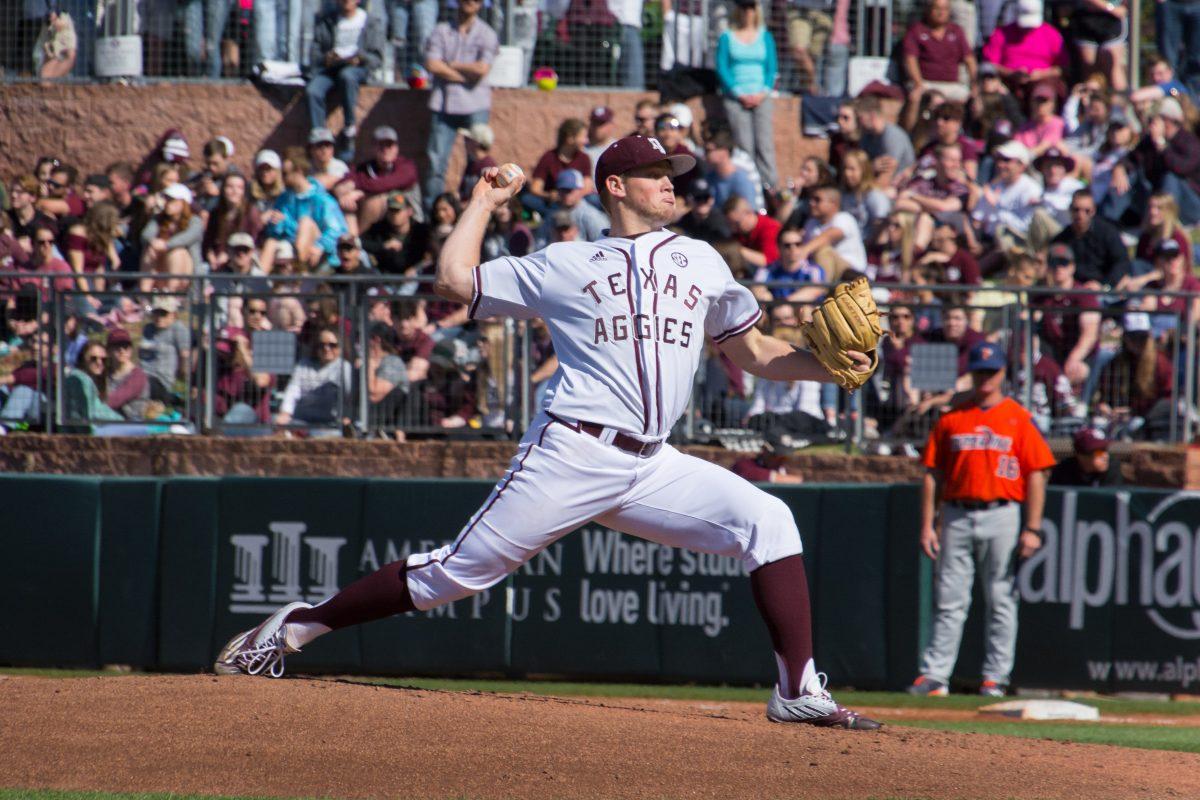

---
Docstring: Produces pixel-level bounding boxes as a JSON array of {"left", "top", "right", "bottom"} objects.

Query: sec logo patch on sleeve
[{"left": 671, "top": 252, "right": 688, "bottom": 268}]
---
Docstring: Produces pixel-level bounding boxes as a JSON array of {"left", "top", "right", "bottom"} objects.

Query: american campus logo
[
  {"left": 229, "top": 522, "right": 346, "bottom": 614},
  {"left": 1018, "top": 491, "right": 1200, "bottom": 640}
]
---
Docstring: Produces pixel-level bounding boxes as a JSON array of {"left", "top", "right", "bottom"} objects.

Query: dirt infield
[{"left": 2, "top": 675, "right": 1198, "bottom": 800}]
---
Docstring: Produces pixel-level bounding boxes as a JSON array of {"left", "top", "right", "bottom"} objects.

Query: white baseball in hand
[{"left": 495, "top": 163, "right": 524, "bottom": 188}]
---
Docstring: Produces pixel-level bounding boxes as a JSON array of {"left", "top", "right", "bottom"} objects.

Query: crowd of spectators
[{"left": 2, "top": 0, "right": 1199, "bottom": 447}]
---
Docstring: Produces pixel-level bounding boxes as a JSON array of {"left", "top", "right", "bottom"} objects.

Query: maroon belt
[{"left": 548, "top": 412, "right": 663, "bottom": 457}]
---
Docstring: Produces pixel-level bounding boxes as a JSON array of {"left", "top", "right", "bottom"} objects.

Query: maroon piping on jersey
[
  {"left": 713, "top": 307, "right": 763, "bottom": 344},
  {"left": 616, "top": 247, "right": 651, "bottom": 434},
  {"left": 647, "top": 233, "right": 679, "bottom": 435},
  {"left": 467, "top": 264, "right": 483, "bottom": 320},
  {"left": 409, "top": 418, "right": 556, "bottom": 572}
]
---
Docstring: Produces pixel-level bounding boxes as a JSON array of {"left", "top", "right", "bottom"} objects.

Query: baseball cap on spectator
[
  {"left": 555, "top": 169, "right": 586, "bottom": 191},
  {"left": 84, "top": 173, "right": 111, "bottom": 189},
  {"left": 668, "top": 103, "right": 694, "bottom": 128},
  {"left": 655, "top": 113, "right": 685, "bottom": 131},
  {"left": 151, "top": 295, "right": 179, "bottom": 313},
  {"left": 456, "top": 122, "right": 494, "bottom": 149},
  {"left": 994, "top": 140, "right": 1031, "bottom": 167},
  {"left": 368, "top": 321, "right": 398, "bottom": 348},
  {"left": 688, "top": 177, "right": 714, "bottom": 202},
  {"left": 162, "top": 135, "right": 190, "bottom": 163},
  {"left": 216, "top": 325, "right": 244, "bottom": 356},
  {"left": 595, "top": 135, "right": 697, "bottom": 194},
  {"left": 1048, "top": 243, "right": 1075, "bottom": 267},
  {"left": 1157, "top": 97, "right": 1186, "bottom": 122},
  {"left": 274, "top": 240, "right": 296, "bottom": 261},
  {"left": 213, "top": 135, "right": 235, "bottom": 157},
  {"left": 308, "top": 127, "right": 336, "bottom": 145},
  {"left": 227, "top": 232, "right": 256, "bottom": 250},
  {"left": 589, "top": 106, "right": 614, "bottom": 126},
  {"left": 387, "top": 192, "right": 409, "bottom": 211},
  {"left": 1123, "top": 312, "right": 1152, "bottom": 333},
  {"left": 552, "top": 209, "right": 575, "bottom": 229},
  {"left": 374, "top": 125, "right": 399, "bottom": 143},
  {"left": 978, "top": 61, "right": 999, "bottom": 78},
  {"left": 254, "top": 149, "right": 282, "bottom": 170},
  {"left": 106, "top": 328, "right": 133, "bottom": 347},
  {"left": 966, "top": 342, "right": 1006, "bottom": 372},
  {"left": 1017, "top": 0, "right": 1043, "bottom": 28},
  {"left": 1034, "top": 146, "right": 1076, "bottom": 172},
  {"left": 162, "top": 183, "right": 194, "bottom": 204},
  {"left": 1154, "top": 238, "right": 1183, "bottom": 260},
  {"left": 337, "top": 233, "right": 361, "bottom": 249},
  {"left": 1073, "top": 427, "right": 1109, "bottom": 454},
  {"left": 1030, "top": 82, "right": 1057, "bottom": 102}
]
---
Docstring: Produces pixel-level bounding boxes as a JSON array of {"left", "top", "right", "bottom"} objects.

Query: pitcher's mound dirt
[{"left": 1, "top": 675, "right": 1197, "bottom": 799}]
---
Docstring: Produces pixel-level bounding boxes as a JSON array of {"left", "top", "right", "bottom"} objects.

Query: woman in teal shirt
[{"left": 716, "top": 0, "right": 779, "bottom": 192}]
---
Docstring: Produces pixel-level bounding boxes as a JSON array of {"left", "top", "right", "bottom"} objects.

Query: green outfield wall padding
[
  {"left": 156, "top": 478, "right": 221, "bottom": 670},
  {"left": 98, "top": 479, "right": 162, "bottom": 667},
  {"left": 0, "top": 475, "right": 102, "bottom": 665}
]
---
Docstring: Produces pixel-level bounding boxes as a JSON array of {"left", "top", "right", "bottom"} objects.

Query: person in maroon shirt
[
  {"left": 731, "top": 430, "right": 804, "bottom": 484},
  {"left": 338, "top": 126, "right": 420, "bottom": 236},
  {"left": 1133, "top": 192, "right": 1192, "bottom": 267},
  {"left": 36, "top": 164, "right": 86, "bottom": 222},
  {"left": 525, "top": 118, "right": 593, "bottom": 215},
  {"left": 914, "top": 102, "right": 982, "bottom": 181},
  {"left": 1033, "top": 243, "right": 1102, "bottom": 388},
  {"left": 1092, "top": 312, "right": 1174, "bottom": 436},
  {"left": 901, "top": 0, "right": 977, "bottom": 129},
  {"left": 896, "top": 142, "right": 971, "bottom": 253},
  {"left": 724, "top": 194, "right": 781, "bottom": 270},
  {"left": 917, "top": 222, "right": 980, "bottom": 305},
  {"left": 1142, "top": 239, "right": 1200, "bottom": 339},
  {"left": 878, "top": 303, "right": 926, "bottom": 425},
  {"left": 393, "top": 298, "right": 434, "bottom": 387},
  {"left": 929, "top": 305, "right": 987, "bottom": 375}
]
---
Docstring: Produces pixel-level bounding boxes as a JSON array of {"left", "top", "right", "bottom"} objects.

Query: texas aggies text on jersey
[{"left": 922, "top": 397, "right": 1056, "bottom": 502}]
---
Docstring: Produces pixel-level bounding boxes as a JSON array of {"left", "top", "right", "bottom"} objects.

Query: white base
[{"left": 979, "top": 699, "right": 1100, "bottom": 721}]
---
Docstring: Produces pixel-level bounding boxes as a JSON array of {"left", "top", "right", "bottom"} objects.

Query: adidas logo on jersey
[{"left": 589, "top": 250, "right": 607, "bottom": 263}]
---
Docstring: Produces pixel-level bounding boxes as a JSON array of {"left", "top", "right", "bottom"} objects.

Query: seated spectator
[
  {"left": 431, "top": 193, "right": 462, "bottom": 229},
  {"left": 192, "top": 137, "right": 236, "bottom": 215},
  {"left": 928, "top": 304, "right": 987, "bottom": 374},
  {"left": 702, "top": 129, "right": 757, "bottom": 209},
  {"left": 969, "top": 140, "right": 1041, "bottom": 249},
  {"left": 482, "top": 198, "right": 535, "bottom": 259},
  {"left": 744, "top": 372, "right": 828, "bottom": 443},
  {"left": 21, "top": 225, "right": 74, "bottom": 299},
  {"left": 1069, "top": 0, "right": 1129, "bottom": 93},
  {"left": 1090, "top": 109, "right": 1138, "bottom": 224},
  {"left": 655, "top": 112, "right": 700, "bottom": 201},
  {"left": 730, "top": 430, "right": 804, "bottom": 484},
  {"left": 81, "top": 174, "right": 114, "bottom": 213},
  {"left": 869, "top": 211, "right": 918, "bottom": 285},
  {"left": 251, "top": 150, "right": 286, "bottom": 212},
  {"left": 916, "top": 223, "right": 980, "bottom": 302},
  {"left": 457, "top": 123, "right": 497, "bottom": 203},
  {"left": 67, "top": 201, "right": 122, "bottom": 292},
  {"left": 1034, "top": 243, "right": 1101, "bottom": 386},
  {"left": 305, "top": 0, "right": 385, "bottom": 158},
  {"left": 8, "top": 175, "right": 56, "bottom": 248},
  {"left": 901, "top": 0, "right": 976, "bottom": 129},
  {"left": 895, "top": 142, "right": 971, "bottom": 251},
  {"left": 307, "top": 128, "right": 351, "bottom": 191},
  {"left": 203, "top": 173, "right": 262, "bottom": 272},
  {"left": 797, "top": 186, "right": 866, "bottom": 281},
  {"left": 1051, "top": 189, "right": 1130, "bottom": 289},
  {"left": 1133, "top": 97, "right": 1200, "bottom": 224},
  {"left": 915, "top": 102, "right": 981, "bottom": 182},
  {"left": 362, "top": 192, "right": 430, "bottom": 275},
  {"left": 838, "top": 149, "right": 891, "bottom": 239},
  {"left": 724, "top": 195, "right": 781, "bottom": 271},
  {"left": 583, "top": 106, "right": 618, "bottom": 167},
  {"left": 1134, "top": 193, "right": 1192, "bottom": 268},
  {"left": 333, "top": 234, "right": 379, "bottom": 276},
  {"left": 673, "top": 180, "right": 731, "bottom": 243},
  {"left": 1140, "top": 239, "right": 1200, "bottom": 336},
  {"left": 1063, "top": 80, "right": 1114, "bottom": 163},
  {"left": 340, "top": 126, "right": 421, "bottom": 236},
  {"left": 213, "top": 323, "right": 275, "bottom": 430},
  {"left": 971, "top": 63, "right": 1026, "bottom": 139},
  {"left": 630, "top": 99, "right": 659, "bottom": 138},
  {"left": 64, "top": 341, "right": 124, "bottom": 426},
  {"left": 36, "top": 162, "right": 85, "bottom": 221},
  {"left": 777, "top": 156, "right": 836, "bottom": 230},
  {"left": 980, "top": 0, "right": 1068, "bottom": 99},
  {"left": 525, "top": 118, "right": 594, "bottom": 216},
  {"left": 1049, "top": 427, "right": 1123, "bottom": 486},
  {"left": 1013, "top": 81, "right": 1066, "bottom": 158},
  {"left": 1034, "top": 147, "right": 1084, "bottom": 229},
  {"left": 394, "top": 298, "right": 434, "bottom": 388},
  {"left": 856, "top": 95, "right": 916, "bottom": 185},
  {"left": 104, "top": 328, "right": 152, "bottom": 420},
  {"left": 752, "top": 226, "right": 826, "bottom": 303},
  {"left": 362, "top": 321, "right": 410, "bottom": 429},
  {"left": 214, "top": 237, "right": 270, "bottom": 329},
  {"left": 1090, "top": 312, "right": 1173, "bottom": 439},
  {"left": 873, "top": 302, "right": 925, "bottom": 430},
  {"left": 139, "top": 184, "right": 202, "bottom": 293},
  {"left": 537, "top": 170, "right": 609, "bottom": 245},
  {"left": 262, "top": 151, "right": 349, "bottom": 272},
  {"left": 1129, "top": 53, "right": 1193, "bottom": 106},
  {"left": 139, "top": 296, "right": 191, "bottom": 404},
  {"left": 275, "top": 325, "right": 353, "bottom": 429},
  {"left": 828, "top": 99, "right": 862, "bottom": 175}
]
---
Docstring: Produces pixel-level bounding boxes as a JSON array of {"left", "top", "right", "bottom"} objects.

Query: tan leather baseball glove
[{"left": 800, "top": 277, "right": 883, "bottom": 391}]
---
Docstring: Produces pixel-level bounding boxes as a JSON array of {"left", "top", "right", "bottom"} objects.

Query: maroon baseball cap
[
  {"left": 595, "top": 136, "right": 696, "bottom": 194},
  {"left": 106, "top": 327, "right": 132, "bottom": 347},
  {"left": 1073, "top": 427, "right": 1109, "bottom": 454},
  {"left": 589, "top": 105, "right": 614, "bottom": 125}
]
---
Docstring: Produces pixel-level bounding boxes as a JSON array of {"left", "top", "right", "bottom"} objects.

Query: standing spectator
[
  {"left": 306, "top": 0, "right": 386, "bottom": 157},
  {"left": 838, "top": 149, "right": 891, "bottom": 237},
  {"left": 1070, "top": 0, "right": 1129, "bottom": 93},
  {"left": 342, "top": 126, "right": 420, "bottom": 236},
  {"left": 140, "top": 184, "right": 203, "bottom": 293},
  {"left": 1050, "top": 189, "right": 1130, "bottom": 289},
  {"left": 702, "top": 130, "right": 757, "bottom": 208},
  {"left": 457, "top": 123, "right": 497, "bottom": 203},
  {"left": 33, "top": 10, "right": 77, "bottom": 79},
  {"left": 275, "top": 326, "right": 353, "bottom": 429},
  {"left": 1034, "top": 243, "right": 1102, "bottom": 387},
  {"left": 855, "top": 95, "right": 916, "bottom": 185},
  {"left": 797, "top": 186, "right": 866, "bottom": 280},
  {"left": 902, "top": 0, "right": 977, "bottom": 130},
  {"left": 139, "top": 296, "right": 192, "bottom": 404},
  {"left": 308, "top": 128, "right": 351, "bottom": 191},
  {"left": 609, "top": 0, "right": 645, "bottom": 88},
  {"left": 753, "top": 226, "right": 827, "bottom": 302},
  {"left": 716, "top": 0, "right": 779, "bottom": 191},
  {"left": 1136, "top": 98, "right": 1200, "bottom": 225},
  {"left": 388, "top": 0, "right": 439, "bottom": 79},
  {"left": 724, "top": 195, "right": 782, "bottom": 270},
  {"left": 104, "top": 328, "right": 152, "bottom": 420},
  {"left": 970, "top": 140, "right": 1041, "bottom": 249},
  {"left": 909, "top": 342, "right": 1054, "bottom": 698},
  {"left": 526, "top": 119, "right": 594, "bottom": 216},
  {"left": 362, "top": 192, "right": 431, "bottom": 275},
  {"left": 980, "top": 0, "right": 1066, "bottom": 100},
  {"left": 782, "top": 0, "right": 832, "bottom": 94},
  {"left": 424, "top": 0, "right": 499, "bottom": 204},
  {"left": 262, "top": 152, "right": 349, "bottom": 272},
  {"left": 1049, "top": 427, "right": 1122, "bottom": 487},
  {"left": 584, "top": 106, "right": 619, "bottom": 167},
  {"left": 203, "top": 173, "right": 263, "bottom": 273},
  {"left": 660, "top": 0, "right": 706, "bottom": 72}
]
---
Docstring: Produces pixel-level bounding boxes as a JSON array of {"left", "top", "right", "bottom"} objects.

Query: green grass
[
  {"left": 897, "top": 719, "right": 1200, "bottom": 753},
  {"left": 0, "top": 667, "right": 135, "bottom": 679}
]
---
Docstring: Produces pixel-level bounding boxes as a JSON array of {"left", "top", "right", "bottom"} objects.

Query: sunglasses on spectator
[
  {"left": 232, "top": 245, "right": 254, "bottom": 254},
  {"left": 656, "top": 119, "right": 683, "bottom": 130},
  {"left": 337, "top": 243, "right": 357, "bottom": 251},
  {"left": 781, "top": 241, "right": 804, "bottom": 248},
  {"left": 45, "top": 179, "right": 63, "bottom": 189},
  {"left": 86, "top": 355, "right": 107, "bottom": 363},
  {"left": 36, "top": 237, "right": 55, "bottom": 245},
  {"left": 317, "top": 340, "right": 339, "bottom": 349},
  {"left": 246, "top": 308, "right": 267, "bottom": 317},
  {"left": 995, "top": 155, "right": 1014, "bottom": 163}
]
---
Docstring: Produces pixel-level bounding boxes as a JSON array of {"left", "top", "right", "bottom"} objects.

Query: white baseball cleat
[
  {"left": 213, "top": 601, "right": 312, "bottom": 677},
  {"left": 766, "top": 677, "right": 883, "bottom": 730}
]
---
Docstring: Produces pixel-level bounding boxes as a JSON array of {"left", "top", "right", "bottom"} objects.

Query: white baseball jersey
[{"left": 469, "top": 228, "right": 762, "bottom": 439}]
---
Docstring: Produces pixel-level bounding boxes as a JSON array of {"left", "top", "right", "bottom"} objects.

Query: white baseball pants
[{"left": 405, "top": 412, "right": 803, "bottom": 610}]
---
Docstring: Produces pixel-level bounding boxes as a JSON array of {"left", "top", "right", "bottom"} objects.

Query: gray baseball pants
[{"left": 919, "top": 502, "right": 1021, "bottom": 685}]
